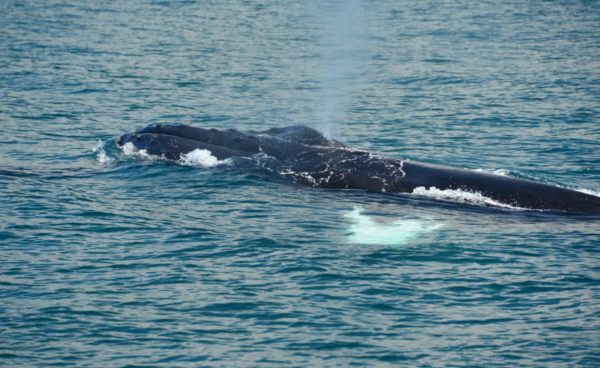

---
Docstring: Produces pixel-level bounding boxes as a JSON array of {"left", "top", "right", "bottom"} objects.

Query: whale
[{"left": 117, "top": 123, "right": 600, "bottom": 214}]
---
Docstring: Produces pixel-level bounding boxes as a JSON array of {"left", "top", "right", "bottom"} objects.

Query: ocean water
[{"left": 1, "top": 0, "right": 600, "bottom": 366}]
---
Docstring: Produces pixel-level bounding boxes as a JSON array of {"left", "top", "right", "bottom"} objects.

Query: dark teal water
[{"left": 2, "top": 1, "right": 600, "bottom": 367}]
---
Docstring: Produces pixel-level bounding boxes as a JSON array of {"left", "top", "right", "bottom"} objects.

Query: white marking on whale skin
[
  {"left": 345, "top": 207, "right": 443, "bottom": 245},
  {"left": 178, "top": 149, "right": 230, "bottom": 168},
  {"left": 411, "top": 186, "right": 527, "bottom": 210}
]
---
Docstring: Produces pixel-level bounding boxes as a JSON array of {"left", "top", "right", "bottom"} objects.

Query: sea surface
[{"left": 1, "top": 0, "right": 600, "bottom": 367}]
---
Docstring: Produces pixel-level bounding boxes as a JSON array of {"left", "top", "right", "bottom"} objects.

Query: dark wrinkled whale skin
[{"left": 117, "top": 124, "right": 600, "bottom": 214}]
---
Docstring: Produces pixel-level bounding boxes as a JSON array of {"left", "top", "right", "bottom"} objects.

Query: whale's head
[{"left": 116, "top": 124, "right": 259, "bottom": 161}]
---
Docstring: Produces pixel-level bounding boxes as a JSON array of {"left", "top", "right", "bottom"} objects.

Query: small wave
[
  {"left": 178, "top": 149, "right": 230, "bottom": 167},
  {"left": 345, "top": 207, "right": 443, "bottom": 245},
  {"left": 574, "top": 188, "right": 600, "bottom": 197},
  {"left": 473, "top": 168, "right": 600, "bottom": 198},
  {"left": 411, "top": 186, "right": 526, "bottom": 210},
  {"left": 92, "top": 140, "right": 115, "bottom": 164},
  {"left": 120, "top": 144, "right": 229, "bottom": 167},
  {"left": 472, "top": 168, "right": 546, "bottom": 183},
  {"left": 472, "top": 168, "right": 510, "bottom": 176}
]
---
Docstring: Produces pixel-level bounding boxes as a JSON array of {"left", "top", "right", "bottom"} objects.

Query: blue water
[{"left": 2, "top": 0, "right": 600, "bottom": 366}]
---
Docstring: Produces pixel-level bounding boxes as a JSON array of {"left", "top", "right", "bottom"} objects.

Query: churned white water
[
  {"left": 473, "top": 169, "right": 600, "bottom": 198},
  {"left": 411, "top": 186, "right": 525, "bottom": 210},
  {"left": 92, "top": 140, "right": 115, "bottom": 164},
  {"left": 178, "top": 149, "right": 229, "bottom": 167},
  {"left": 575, "top": 188, "right": 600, "bottom": 197},
  {"left": 472, "top": 168, "right": 510, "bottom": 176},
  {"left": 119, "top": 142, "right": 157, "bottom": 161},
  {"left": 119, "top": 144, "right": 228, "bottom": 168}
]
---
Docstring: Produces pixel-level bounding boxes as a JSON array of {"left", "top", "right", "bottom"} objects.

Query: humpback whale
[{"left": 117, "top": 124, "right": 600, "bottom": 214}]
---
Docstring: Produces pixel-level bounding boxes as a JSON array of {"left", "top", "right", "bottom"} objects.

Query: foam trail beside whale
[{"left": 411, "top": 186, "right": 527, "bottom": 210}]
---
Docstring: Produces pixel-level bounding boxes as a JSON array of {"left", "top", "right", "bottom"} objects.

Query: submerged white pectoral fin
[{"left": 345, "top": 207, "right": 443, "bottom": 245}]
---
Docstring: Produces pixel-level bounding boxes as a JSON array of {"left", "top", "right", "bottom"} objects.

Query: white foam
[
  {"left": 412, "top": 186, "right": 526, "bottom": 210},
  {"left": 92, "top": 140, "right": 115, "bottom": 164},
  {"left": 574, "top": 188, "right": 600, "bottom": 197},
  {"left": 472, "top": 168, "right": 510, "bottom": 176},
  {"left": 120, "top": 143, "right": 229, "bottom": 167},
  {"left": 120, "top": 141, "right": 136, "bottom": 156},
  {"left": 345, "top": 207, "right": 443, "bottom": 245},
  {"left": 474, "top": 168, "right": 600, "bottom": 198},
  {"left": 178, "top": 149, "right": 229, "bottom": 167}
]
